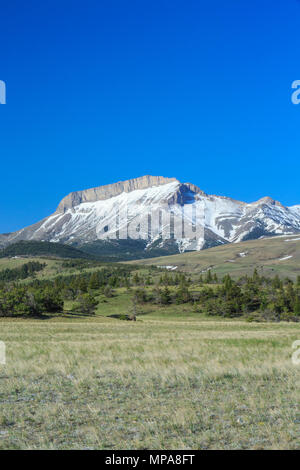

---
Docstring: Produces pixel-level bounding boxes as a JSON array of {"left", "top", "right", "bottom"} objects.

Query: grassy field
[
  {"left": 0, "top": 256, "right": 115, "bottom": 281},
  {"left": 0, "top": 257, "right": 62, "bottom": 278},
  {"left": 0, "top": 315, "right": 299, "bottom": 450},
  {"left": 129, "top": 235, "right": 300, "bottom": 280},
  {"left": 0, "top": 249, "right": 299, "bottom": 450}
]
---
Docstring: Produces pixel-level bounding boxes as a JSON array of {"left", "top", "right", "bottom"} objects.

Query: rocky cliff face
[
  {"left": 56, "top": 175, "right": 178, "bottom": 212},
  {"left": 1, "top": 176, "right": 300, "bottom": 256}
]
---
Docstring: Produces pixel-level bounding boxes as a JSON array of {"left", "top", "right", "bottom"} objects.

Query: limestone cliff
[{"left": 56, "top": 175, "right": 178, "bottom": 213}]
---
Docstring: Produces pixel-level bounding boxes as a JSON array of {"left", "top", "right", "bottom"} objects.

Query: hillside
[
  {"left": 0, "top": 241, "right": 94, "bottom": 260},
  {"left": 0, "top": 240, "right": 176, "bottom": 263},
  {"left": 129, "top": 235, "right": 300, "bottom": 280}
]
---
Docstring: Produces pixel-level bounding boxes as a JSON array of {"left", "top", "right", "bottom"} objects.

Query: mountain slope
[
  {"left": 1, "top": 175, "right": 300, "bottom": 258},
  {"left": 129, "top": 235, "right": 300, "bottom": 279},
  {"left": 0, "top": 241, "right": 94, "bottom": 260}
]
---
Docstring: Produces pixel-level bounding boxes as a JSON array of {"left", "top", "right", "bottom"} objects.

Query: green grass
[
  {"left": 0, "top": 257, "right": 48, "bottom": 270},
  {"left": 0, "top": 257, "right": 115, "bottom": 282},
  {"left": 69, "top": 286, "right": 235, "bottom": 320},
  {"left": 0, "top": 249, "right": 299, "bottom": 449},
  {"left": 0, "top": 257, "right": 62, "bottom": 280},
  {"left": 0, "top": 315, "right": 299, "bottom": 449}
]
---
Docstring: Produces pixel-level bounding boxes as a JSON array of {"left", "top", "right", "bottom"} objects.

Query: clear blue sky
[{"left": 0, "top": 0, "right": 300, "bottom": 233}]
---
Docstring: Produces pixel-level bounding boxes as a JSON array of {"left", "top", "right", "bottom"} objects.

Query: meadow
[{"left": 0, "top": 315, "right": 299, "bottom": 449}]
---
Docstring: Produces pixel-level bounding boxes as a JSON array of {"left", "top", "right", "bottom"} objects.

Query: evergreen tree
[
  {"left": 89, "top": 272, "right": 99, "bottom": 289},
  {"left": 205, "top": 270, "right": 213, "bottom": 284},
  {"left": 293, "top": 296, "right": 300, "bottom": 316},
  {"left": 160, "top": 287, "right": 171, "bottom": 305}
]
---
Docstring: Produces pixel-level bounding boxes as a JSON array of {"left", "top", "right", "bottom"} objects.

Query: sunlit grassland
[
  {"left": 0, "top": 257, "right": 56, "bottom": 271},
  {"left": 0, "top": 257, "right": 128, "bottom": 282},
  {"left": 63, "top": 286, "right": 220, "bottom": 319},
  {"left": 0, "top": 316, "right": 299, "bottom": 449},
  {"left": 0, "top": 257, "right": 62, "bottom": 280},
  {"left": 129, "top": 236, "right": 300, "bottom": 280}
]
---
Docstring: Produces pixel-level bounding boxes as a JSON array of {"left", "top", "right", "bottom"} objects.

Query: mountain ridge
[
  {"left": 1, "top": 175, "right": 299, "bottom": 257},
  {"left": 56, "top": 175, "right": 180, "bottom": 212}
]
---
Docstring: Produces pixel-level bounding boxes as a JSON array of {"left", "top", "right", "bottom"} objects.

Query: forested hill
[{"left": 0, "top": 241, "right": 94, "bottom": 260}]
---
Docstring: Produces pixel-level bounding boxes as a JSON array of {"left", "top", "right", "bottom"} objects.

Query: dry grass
[
  {"left": 129, "top": 235, "right": 300, "bottom": 279},
  {"left": 0, "top": 317, "right": 299, "bottom": 449}
]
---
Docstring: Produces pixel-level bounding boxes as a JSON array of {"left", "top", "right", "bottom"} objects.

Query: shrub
[{"left": 74, "top": 293, "right": 98, "bottom": 315}]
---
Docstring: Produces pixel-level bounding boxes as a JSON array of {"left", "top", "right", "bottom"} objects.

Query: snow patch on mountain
[{"left": 1, "top": 176, "right": 300, "bottom": 255}]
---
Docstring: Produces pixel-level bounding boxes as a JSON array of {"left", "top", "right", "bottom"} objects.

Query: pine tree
[
  {"left": 160, "top": 287, "right": 171, "bottom": 305},
  {"left": 206, "top": 270, "right": 213, "bottom": 284},
  {"left": 294, "top": 296, "right": 300, "bottom": 316},
  {"left": 272, "top": 275, "right": 282, "bottom": 290},
  {"left": 89, "top": 272, "right": 99, "bottom": 289}
]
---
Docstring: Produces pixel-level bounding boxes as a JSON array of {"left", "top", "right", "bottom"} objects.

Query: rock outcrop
[
  {"left": 56, "top": 175, "right": 178, "bottom": 213},
  {"left": 1, "top": 176, "right": 300, "bottom": 255}
]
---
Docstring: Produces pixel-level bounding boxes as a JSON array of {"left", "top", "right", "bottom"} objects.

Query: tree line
[
  {"left": 0, "top": 261, "right": 46, "bottom": 282},
  {"left": 0, "top": 263, "right": 299, "bottom": 321},
  {"left": 131, "top": 270, "right": 300, "bottom": 321},
  {"left": 0, "top": 265, "right": 136, "bottom": 317}
]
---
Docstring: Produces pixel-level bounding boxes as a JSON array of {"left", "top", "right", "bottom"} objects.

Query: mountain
[{"left": 1, "top": 175, "right": 300, "bottom": 258}]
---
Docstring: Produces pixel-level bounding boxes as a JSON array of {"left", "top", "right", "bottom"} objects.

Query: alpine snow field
[{"left": 1, "top": 176, "right": 300, "bottom": 259}]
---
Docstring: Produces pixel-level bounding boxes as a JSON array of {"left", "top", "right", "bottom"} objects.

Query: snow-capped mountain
[{"left": 1, "top": 175, "right": 300, "bottom": 257}]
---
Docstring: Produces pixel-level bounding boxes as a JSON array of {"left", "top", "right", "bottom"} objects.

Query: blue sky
[{"left": 0, "top": 0, "right": 300, "bottom": 232}]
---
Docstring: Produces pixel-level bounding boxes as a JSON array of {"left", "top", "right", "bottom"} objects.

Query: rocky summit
[{"left": 1, "top": 175, "right": 300, "bottom": 258}]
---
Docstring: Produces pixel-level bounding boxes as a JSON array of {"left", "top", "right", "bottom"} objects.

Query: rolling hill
[{"left": 129, "top": 234, "right": 300, "bottom": 280}]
